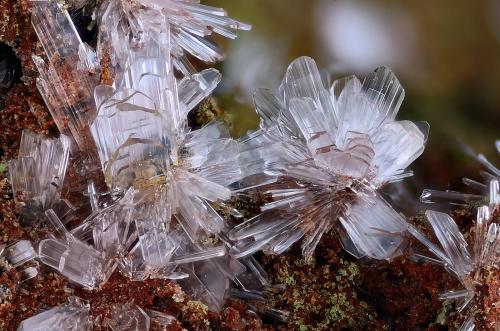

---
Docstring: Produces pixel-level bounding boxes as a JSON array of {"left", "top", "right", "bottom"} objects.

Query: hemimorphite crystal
[
  {"left": 232, "top": 56, "right": 427, "bottom": 259},
  {"left": 421, "top": 141, "right": 500, "bottom": 205},
  {"left": 106, "top": 303, "right": 150, "bottom": 331},
  {"left": 31, "top": 1, "right": 99, "bottom": 151},
  {"left": 9, "top": 130, "right": 71, "bottom": 213},
  {"left": 2, "top": 240, "right": 36, "bottom": 268},
  {"left": 96, "top": 0, "right": 250, "bottom": 74},
  {"left": 16, "top": 298, "right": 92, "bottom": 331},
  {"left": 20, "top": 0, "right": 280, "bottom": 322},
  {"left": 409, "top": 204, "right": 499, "bottom": 330},
  {"left": 38, "top": 210, "right": 115, "bottom": 289}
]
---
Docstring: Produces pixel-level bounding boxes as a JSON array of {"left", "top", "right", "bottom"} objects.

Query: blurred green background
[{"left": 206, "top": 0, "right": 499, "bottom": 192}]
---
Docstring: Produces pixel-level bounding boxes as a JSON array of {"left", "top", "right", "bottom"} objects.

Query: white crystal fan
[{"left": 231, "top": 57, "right": 428, "bottom": 260}]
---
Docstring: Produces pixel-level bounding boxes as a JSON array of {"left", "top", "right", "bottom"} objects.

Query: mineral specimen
[
  {"left": 8, "top": 130, "right": 70, "bottom": 215},
  {"left": 16, "top": 297, "right": 92, "bottom": 331},
  {"left": 230, "top": 56, "right": 428, "bottom": 259},
  {"left": 19, "top": 0, "right": 265, "bottom": 319},
  {"left": 411, "top": 143, "right": 499, "bottom": 330},
  {"left": 95, "top": 0, "right": 251, "bottom": 75},
  {"left": 31, "top": 0, "right": 99, "bottom": 151},
  {"left": 10, "top": 0, "right": 496, "bottom": 330}
]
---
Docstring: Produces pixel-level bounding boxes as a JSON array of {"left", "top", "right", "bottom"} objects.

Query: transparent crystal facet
[
  {"left": 2, "top": 240, "right": 37, "bottom": 268},
  {"left": 16, "top": 298, "right": 92, "bottom": 331},
  {"left": 9, "top": 130, "right": 71, "bottom": 212},
  {"left": 31, "top": 1, "right": 99, "bottom": 151},
  {"left": 232, "top": 56, "right": 427, "bottom": 259}
]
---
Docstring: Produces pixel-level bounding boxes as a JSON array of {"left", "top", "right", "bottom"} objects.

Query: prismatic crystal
[
  {"left": 410, "top": 143, "right": 499, "bottom": 330},
  {"left": 230, "top": 56, "right": 428, "bottom": 259},
  {"left": 7, "top": 0, "right": 498, "bottom": 329}
]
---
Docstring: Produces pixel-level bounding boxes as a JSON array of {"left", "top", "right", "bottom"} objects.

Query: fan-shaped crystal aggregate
[{"left": 230, "top": 56, "right": 428, "bottom": 259}]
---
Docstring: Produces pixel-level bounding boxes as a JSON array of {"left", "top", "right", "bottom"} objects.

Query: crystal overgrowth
[{"left": 231, "top": 57, "right": 428, "bottom": 259}]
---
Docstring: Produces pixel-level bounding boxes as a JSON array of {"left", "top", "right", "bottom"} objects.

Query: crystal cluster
[
  {"left": 10, "top": 0, "right": 287, "bottom": 328},
  {"left": 8, "top": 130, "right": 71, "bottom": 216},
  {"left": 17, "top": 298, "right": 92, "bottom": 331},
  {"left": 16, "top": 0, "right": 499, "bottom": 329},
  {"left": 230, "top": 56, "right": 428, "bottom": 259},
  {"left": 410, "top": 144, "right": 499, "bottom": 330},
  {"left": 31, "top": 1, "right": 99, "bottom": 151},
  {"left": 96, "top": 0, "right": 251, "bottom": 75}
]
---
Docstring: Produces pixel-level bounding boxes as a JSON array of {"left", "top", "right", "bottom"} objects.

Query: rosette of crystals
[
  {"left": 90, "top": 55, "right": 239, "bottom": 241},
  {"left": 96, "top": 0, "right": 251, "bottom": 75},
  {"left": 411, "top": 142, "right": 499, "bottom": 330},
  {"left": 409, "top": 202, "right": 499, "bottom": 330},
  {"left": 231, "top": 56, "right": 428, "bottom": 259},
  {"left": 87, "top": 1, "right": 242, "bottom": 282}
]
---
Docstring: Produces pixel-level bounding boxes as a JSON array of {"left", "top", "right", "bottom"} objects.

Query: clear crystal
[
  {"left": 232, "top": 56, "right": 426, "bottom": 259},
  {"left": 106, "top": 303, "right": 150, "bottom": 331},
  {"left": 147, "top": 310, "right": 175, "bottom": 329},
  {"left": 339, "top": 193, "right": 409, "bottom": 260},
  {"left": 31, "top": 1, "right": 99, "bottom": 151},
  {"left": 16, "top": 298, "right": 92, "bottom": 331},
  {"left": 38, "top": 237, "right": 113, "bottom": 289},
  {"left": 9, "top": 130, "right": 70, "bottom": 212},
  {"left": 409, "top": 196, "right": 499, "bottom": 330},
  {"left": 96, "top": 0, "right": 250, "bottom": 73},
  {"left": 38, "top": 210, "right": 115, "bottom": 289},
  {"left": 178, "top": 260, "right": 230, "bottom": 311},
  {"left": 422, "top": 141, "right": 500, "bottom": 206},
  {"left": 2, "top": 240, "right": 37, "bottom": 268}
]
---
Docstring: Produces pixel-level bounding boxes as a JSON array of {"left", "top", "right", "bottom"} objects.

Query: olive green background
[{"left": 205, "top": 0, "right": 499, "bottom": 192}]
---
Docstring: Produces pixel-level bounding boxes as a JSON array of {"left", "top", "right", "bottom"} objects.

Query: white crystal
[
  {"left": 38, "top": 209, "right": 114, "bottom": 289},
  {"left": 2, "top": 240, "right": 37, "bottom": 268},
  {"left": 339, "top": 194, "right": 409, "bottom": 260},
  {"left": 409, "top": 201, "right": 499, "bottom": 329},
  {"left": 423, "top": 210, "right": 473, "bottom": 281},
  {"left": 38, "top": 237, "right": 113, "bottom": 289},
  {"left": 147, "top": 310, "right": 175, "bottom": 329},
  {"left": 96, "top": 0, "right": 250, "bottom": 72},
  {"left": 232, "top": 57, "right": 426, "bottom": 258},
  {"left": 18, "top": 265, "right": 39, "bottom": 283},
  {"left": 178, "top": 261, "right": 230, "bottom": 311},
  {"left": 16, "top": 298, "right": 92, "bottom": 331},
  {"left": 106, "top": 303, "right": 150, "bottom": 331},
  {"left": 31, "top": 1, "right": 99, "bottom": 151},
  {"left": 421, "top": 141, "right": 499, "bottom": 206},
  {"left": 9, "top": 130, "right": 70, "bottom": 212}
]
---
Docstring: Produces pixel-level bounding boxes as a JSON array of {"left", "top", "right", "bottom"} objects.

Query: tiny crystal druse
[
  {"left": 411, "top": 143, "right": 499, "bottom": 331},
  {"left": 230, "top": 57, "right": 428, "bottom": 259}
]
